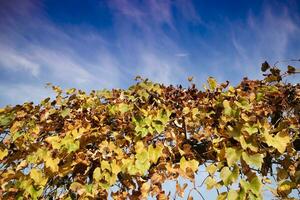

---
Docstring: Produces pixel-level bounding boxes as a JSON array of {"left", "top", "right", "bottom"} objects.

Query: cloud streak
[
  {"left": 0, "top": 0, "right": 299, "bottom": 106},
  {"left": 230, "top": 3, "right": 300, "bottom": 80}
]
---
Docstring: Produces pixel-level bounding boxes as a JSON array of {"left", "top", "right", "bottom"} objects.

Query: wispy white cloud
[
  {"left": 0, "top": 0, "right": 124, "bottom": 104},
  {"left": 0, "top": 46, "right": 40, "bottom": 76},
  {"left": 175, "top": 53, "right": 189, "bottom": 57},
  {"left": 0, "top": 0, "right": 299, "bottom": 107},
  {"left": 109, "top": 0, "right": 174, "bottom": 29},
  {"left": 0, "top": 83, "right": 53, "bottom": 106},
  {"left": 230, "top": 3, "right": 300, "bottom": 79}
]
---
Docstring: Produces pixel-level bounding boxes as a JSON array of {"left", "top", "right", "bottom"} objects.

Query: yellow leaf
[
  {"left": 227, "top": 190, "right": 238, "bottom": 200},
  {"left": 189, "top": 159, "right": 199, "bottom": 172},
  {"left": 101, "top": 160, "right": 111, "bottom": 171},
  {"left": 71, "top": 128, "right": 83, "bottom": 139},
  {"left": 183, "top": 107, "right": 190, "bottom": 115},
  {"left": 223, "top": 100, "right": 232, "bottom": 116},
  {"left": 225, "top": 147, "right": 242, "bottom": 167},
  {"left": 263, "top": 131, "right": 290, "bottom": 153},
  {"left": 220, "top": 167, "right": 232, "bottom": 186},
  {"left": 180, "top": 157, "right": 188, "bottom": 172},
  {"left": 93, "top": 167, "right": 101, "bottom": 181},
  {"left": 205, "top": 177, "right": 217, "bottom": 190},
  {"left": 30, "top": 169, "right": 48, "bottom": 186},
  {"left": 206, "top": 164, "right": 217, "bottom": 175},
  {"left": 111, "top": 160, "right": 121, "bottom": 175},
  {"left": 207, "top": 77, "right": 217, "bottom": 90},
  {"left": 141, "top": 182, "right": 150, "bottom": 198},
  {"left": 242, "top": 152, "right": 263, "bottom": 169},
  {"left": 0, "top": 149, "right": 8, "bottom": 160},
  {"left": 180, "top": 157, "right": 199, "bottom": 173},
  {"left": 70, "top": 182, "right": 85, "bottom": 195},
  {"left": 45, "top": 136, "right": 61, "bottom": 149},
  {"left": 16, "top": 160, "right": 28, "bottom": 171},
  {"left": 45, "top": 155, "right": 59, "bottom": 172},
  {"left": 217, "top": 192, "right": 227, "bottom": 200},
  {"left": 135, "top": 141, "right": 145, "bottom": 154},
  {"left": 148, "top": 144, "right": 163, "bottom": 163},
  {"left": 277, "top": 180, "right": 295, "bottom": 197}
]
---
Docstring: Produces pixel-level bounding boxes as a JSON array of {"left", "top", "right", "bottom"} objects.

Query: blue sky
[{"left": 0, "top": 0, "right": 300, "bottom": 106}]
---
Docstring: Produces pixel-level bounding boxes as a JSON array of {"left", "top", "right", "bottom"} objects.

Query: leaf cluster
[{"left": 0, "top": 65, "right": 299, "bottom": 199}]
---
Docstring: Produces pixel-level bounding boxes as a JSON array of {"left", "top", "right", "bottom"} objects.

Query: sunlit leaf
[
  {"left": 220, "top": 167, "right": 232, "bottom": 186},
  {"left": 242, "top": 152, "right": 263, "bottom": 169},
  {"left": 93, "top": 167, "right": 101, "bottom": 181},
  {"left": 225, "top": 147, "right": 242, "bottom": 167},
  {"left": 263, "top": 130, "right": 290, "bottom": 153},
  {"left": 206, "top": 164, "right": 217, "bottom": 175},
  {"left": 0, "top": 149, "right": 8, "bottom": 160},
  {"left": 249, "top": 176, "right": 262, "bottom": 195},
  {"left": 30, "top": 169, "right": 48, "bottom": 186},
  {"left": 223, "top": 100, "right": 232, "bottom": 116},
  {"left": 205, "top": 177, "right": 217, "bottom": 190},
  {"left": 227, "top": 189, "right": 238, "bottom": 200},
  {"left": 207, "top": 77, "right": 217, "bottom": 90}
]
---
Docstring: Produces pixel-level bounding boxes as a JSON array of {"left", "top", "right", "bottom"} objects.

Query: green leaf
[
  {"left": 0, "top": 113, "right": 13, "bottom": 127},
  {"left": 234, "top": 100, "right": 250, "bottom": 111},
  {"left": 152, "top": 121, "right": 164, "bottom": 133},
  {"left": 225, "top": 147, "right": 242, "bottom": 166},
  {"left": 67, "top": 140, "right": 80, "bottom": 153},
  {"left": 240, "top": 179, "right": 250, "bottom": 191},
  {"left": 61, "top": 135, "right": 80, "bottom": 153},
  {"left": 60, "top": 108, "right": 71, "bottom": 117},
  {"left": 220, "top": 167, "right": 232, "bottom": 186},
  {"left": 223, "top": 100, "right": 232, "bottom": 116},
  {"left": 136, "top": 150, "right": 148, "bottom": 163},
  {"left": 118, "top": 103, "right": 131, "bottom": 114},
  {"left": 93, "top": 167, "right": 101, "bottom": 181},
  {"left": 148, "top": 144, "right": 163, "bottom": 163},
  {"left": 156, "top": 109, "right": 170, "bottom": 124},
  {"left": 85, "top": 184, "right": 93, "bottom": 194},
  {"left": 12, "top": 131, "right": 23, "bottom": 141},
  {"left": 135, "top": 159, "right": 150, "bottom": 174},
  {"left": 250, "top": 176, "right": 262, "bottom": 195},
  {"left": 207, "top": 77, "right": 217, "bottom": 90},
  {"left": 243, "top": 125, "right": 258, "bottom": 135},
  {"left": 28, "top": 186, "right": 43, "bottom": 200},
  {"left": 242, "top": 152, "right": 263, "bottom": 169},
  {"left": 231, "top": 164, "right": 239, "bottom": 182}
]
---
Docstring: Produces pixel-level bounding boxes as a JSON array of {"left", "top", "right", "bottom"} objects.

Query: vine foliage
[{"left": 0, "top": 63, "right": 299, "bottom": 199}]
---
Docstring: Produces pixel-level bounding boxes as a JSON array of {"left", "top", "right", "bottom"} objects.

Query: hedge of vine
[{"left": 0, "top": 63, "right": 299, "bottom": 199}]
